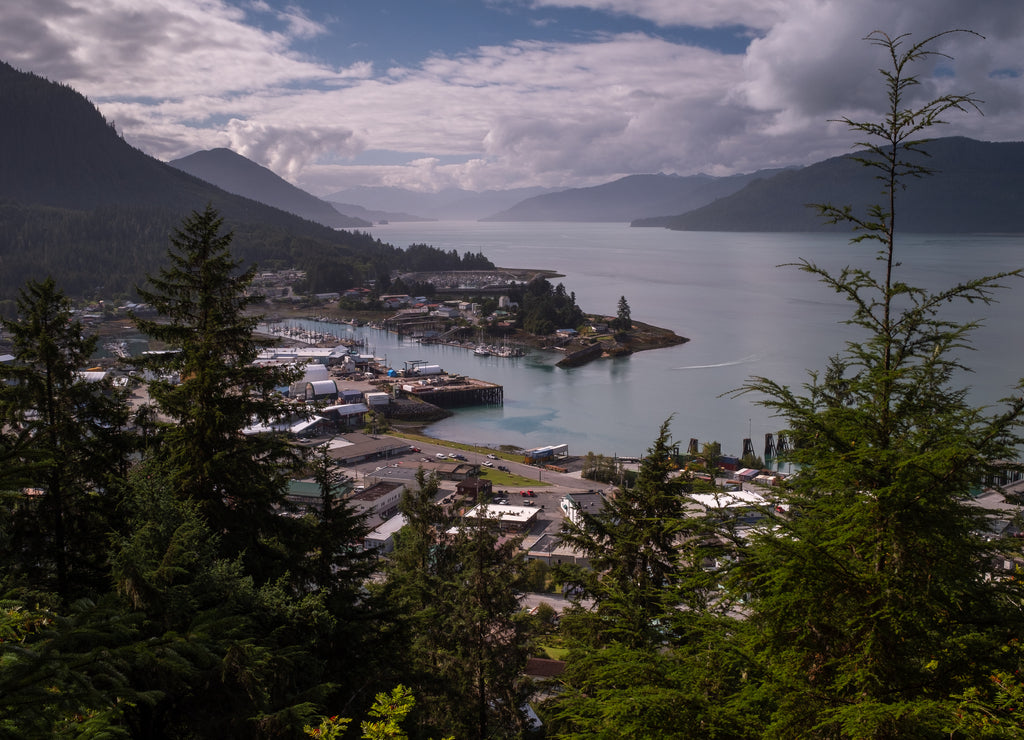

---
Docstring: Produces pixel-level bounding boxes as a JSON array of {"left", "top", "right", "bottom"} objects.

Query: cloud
[
  {"left": 528, "top": 0, "right": 790, "bottom": 29},
  {"left": 1, "top": 0, "right": 345, "bottom": 100},
  {"left": 225, "top": 119, "right": 364, "bottom": 180},
  {"left": 3, "top": 0, "right": 1022, "bottom": 194}
]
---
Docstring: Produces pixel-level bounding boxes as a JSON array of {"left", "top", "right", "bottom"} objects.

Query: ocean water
[{"left": 344, "top": 222, "right": 1024, "bottom": 459}]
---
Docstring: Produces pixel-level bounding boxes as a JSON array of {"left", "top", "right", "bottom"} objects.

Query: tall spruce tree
[
  {"left": 382, "top": 470, "right": 533, "bottom": 739},
  {"left": 134, "top": 205, "right": 301, "bottom": 571},
  {"left": 0, "top": 277, "right": 129, "bottom": 602},
  {"left": 549, "top": 421, "right": 748, "bottom": 738},
  {"left": 734, "top": 31, "right": 1024, "bottom": 737},
  {"left": 558, "top": 420, "right": 700, "bottom": 648}
]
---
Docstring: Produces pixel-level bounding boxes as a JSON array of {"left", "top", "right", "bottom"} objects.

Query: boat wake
[{"left": 674, "top": 354, "right": 759, "bottom": 370}]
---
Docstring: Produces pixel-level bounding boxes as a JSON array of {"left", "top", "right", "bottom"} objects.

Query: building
[
  {"left": 523, "top": 444, "right": 569, "bottom": 464},
  {"left": 456, "top": 477, "right": 493, "bottom": 500},
  {"left": 463, "top": 503, "right": 540, "bottom": 532},
  {"left": 320, "top": 403, "right": 369, "bottom": 431},
  {"left": 349, "top": 481, "right": 405, "bottom": 520},
  {"left": 364, "top": 513, "right": 407, "bottom": 553},
  {"left": 303, "top": 379, "right": 339, "bottom": 402},
  {"left": 326, "top": 433, "right": 411, "bottom": 464},
  {"left": 559, "top": 492, "right": 605, "bottom": 530}
]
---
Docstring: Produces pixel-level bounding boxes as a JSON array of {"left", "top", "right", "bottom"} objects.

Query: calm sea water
[{"left": 339, "top": 222, "right": 1024, "bottom": 459}]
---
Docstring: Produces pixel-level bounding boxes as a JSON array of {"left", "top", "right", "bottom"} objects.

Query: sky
[{"left": 2, "top": 0, "right": 1022, "bottom": 195}]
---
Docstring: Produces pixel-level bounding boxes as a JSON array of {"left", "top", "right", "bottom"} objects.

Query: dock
[{"left": 397, "top": 375, "right": 503, "bottom": 408}]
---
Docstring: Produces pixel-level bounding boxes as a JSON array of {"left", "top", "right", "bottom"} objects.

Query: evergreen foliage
[
  {"left": 382, "top": 470, "right": 533, "bottom": 739},
  {"left": 134, "top": 205, "right": 304, "bottom": 568},
  {"left": 732, "top": 30, "right": 1024, "bottom": 736},
  {"left": 551, "top": 421, "right": 747, "bottom": 737},
  {"left": 515, "top": 277, "right": 585, "bottom": 335},
  {"left": 612, "top": 295, "right": 631, "bottom": 332},
  {"left": 0, "top": 277, "right": 130, "bottom": 602}
]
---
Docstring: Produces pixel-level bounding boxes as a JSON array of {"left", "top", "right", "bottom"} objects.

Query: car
[
  {"left": 410, "top": 447, "right": 421, "bottom": 453},
  {"left": 522, "top": 500, "right": 534, "bottom": 506},
  {"left": 436, "top": 453, "right": 446, "bottom": 459},
  {"left": 482, "top": 461, "right": 494, "bottom": 467},
  {"left": 498, "top": 465, "right": 509, "bottom": 472},
  {"left": 487, "top": 454, "right": 497, "bottom": 459}
]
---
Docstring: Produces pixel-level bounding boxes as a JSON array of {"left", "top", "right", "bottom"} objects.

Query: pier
[{"left": 397, "top": 375, "right": 503, "bottom": 408}]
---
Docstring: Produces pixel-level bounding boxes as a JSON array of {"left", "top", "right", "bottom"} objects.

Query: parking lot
[{"left": 340, "top": 434, "right": 607, "bottom": 521}]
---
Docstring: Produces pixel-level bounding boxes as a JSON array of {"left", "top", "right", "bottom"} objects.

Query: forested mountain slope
[
  {"left": 0, "top": 61, "right": 470, "bottom": 304},
  {"left": 641, "top": 137, "right": 1024, "bottom": 233},
  {"left": 170, "top": 148, "right": 371, "bottom": 229}
]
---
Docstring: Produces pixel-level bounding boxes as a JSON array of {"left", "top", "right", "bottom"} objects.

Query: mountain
[
  {"left": 481, "top": 172, "right": 785, "bottom": 222},
  {"left": 641, "top": 137, "right": 1024, "bottom": 233},
  {"left": 170, "top": 148, "right": 371, "bottom": 229},
  {"left": 326, "top": 201, "right": 434, "bottom": 224},
  {"left": 0, "top": 60, "right": 401, "bottom": 302},
  {"left": 324, "top": 185, "right": 556, "bottom": 221}
]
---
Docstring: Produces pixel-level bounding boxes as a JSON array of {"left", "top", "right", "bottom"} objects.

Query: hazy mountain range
[
  {"left": 322, "top": 185, "right": 557, "bottom": 222},
  {"left": 182, "top": 140, "right": 1024, "bottom": 232},
  {"left": 480, "top": 171, "right": 786, "bottom": 222}
]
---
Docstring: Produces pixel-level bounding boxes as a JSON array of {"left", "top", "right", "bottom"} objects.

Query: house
[
  {"left": 456, "top": 477, "right": 493, "bottom": 500},
  {"left": 364, "top": 513, "right": 407, "bottom": 553},
  {"left": 380, "top": 294, "right": 412, "bottom": 309}
]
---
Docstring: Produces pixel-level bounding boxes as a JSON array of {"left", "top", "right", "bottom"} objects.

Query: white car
[
  {"left": 436, "top": 453, "right": 446, "bottom": 459},
  {"left": 482, "top": 461, "right": 494, "bottom": 467}
]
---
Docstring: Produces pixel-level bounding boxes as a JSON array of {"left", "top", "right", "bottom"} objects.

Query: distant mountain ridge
[
  {"left": 326, "top": 201, "right": 434, "bottom": 224},
  {"left": 481, "top": 171, "right": 787, "bottom": 222},
  {"left": 170, "top": 148, "right": 371, "bottom": 228},
  {"left": 638, "top": 137, "right": 1024, "bottom": 233},
  {"left": 324, "top": 185, "right": 557, "bottom": 221}
]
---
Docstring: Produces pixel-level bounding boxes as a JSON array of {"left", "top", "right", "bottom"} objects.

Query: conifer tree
[
  {"left": 613, "top": 295, "right": 631, "bottom": 332},
  {"left": 0, "top": 277, "right": 129, "bottom": 602},
  {"left": 550, "top": 420, "right": 747, "bottom": 737},
  {"left": 134, "top": 205, "right": 301, "bottom": 571},
  {"left": 382, "top": 470, "right": 533, "bottom": 739},
  {"left": 558, "top": 420, "right": 698, "bottom": 647},
  {"left": 734, "top": 31, "right": 1024, "bottom": 737}
]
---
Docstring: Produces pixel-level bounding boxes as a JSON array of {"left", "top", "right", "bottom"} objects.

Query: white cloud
[
  {"left": 2, "top": 0, "right": 1022, "bottom": 193},
  {"left": 225, "top": 119, "right": 363, "bottom": 180}
]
